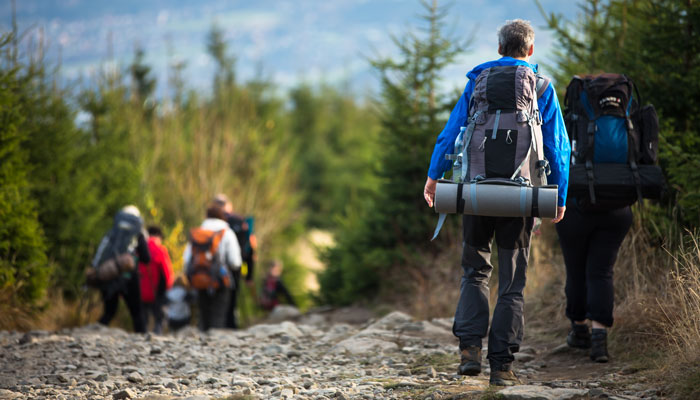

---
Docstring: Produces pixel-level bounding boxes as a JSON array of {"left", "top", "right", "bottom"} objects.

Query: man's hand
[
  {"left": 552, "top": 206, "right": 566, "bottom": 223},
  {"left": 424, "top": 177, "right": 437, "bottom": 207}
]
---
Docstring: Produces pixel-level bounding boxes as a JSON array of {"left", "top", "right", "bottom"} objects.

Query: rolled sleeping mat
[{"left": 434, "top": 178, "right": 558, "bottom": 218}]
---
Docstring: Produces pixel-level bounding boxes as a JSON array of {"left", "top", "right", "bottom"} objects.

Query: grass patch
[
  {"left": 478, "top": 387, "right": 506, "bottom": 400},
  {"left": 667, "top": 363, "right": 700, "bottom": 400},
  {"left": 408, "top": 352, "right": 460, "bottom": 374}
]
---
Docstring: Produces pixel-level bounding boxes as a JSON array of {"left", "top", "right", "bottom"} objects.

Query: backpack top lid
[
  {"left": 92, "top": 210, "right": 143, "bottom": 269},
  {"left": 114, "top": 210, "right": 143, "bottom": 233},
  {"left": 579, "top": 73, "right": 635, "bottom": 119},
  {"left": 188, "top": 228, "right": 226, "bottom": 267},
  {"left": 471, "top": 65, "right": 540, "bottom": 116}
]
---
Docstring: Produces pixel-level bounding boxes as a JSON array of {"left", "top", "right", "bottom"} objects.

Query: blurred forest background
[{"left": 0, "top": 0, "right": 698, "bottom": 396}]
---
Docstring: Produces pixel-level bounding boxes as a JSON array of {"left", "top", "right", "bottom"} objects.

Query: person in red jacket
[{"left": 139, "top": 226, "right": 174, "bottom": 334}]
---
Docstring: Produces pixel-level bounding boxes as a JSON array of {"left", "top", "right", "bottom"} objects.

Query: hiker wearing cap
[
  {"left": 90, "top": 205, "right": 151, "bottom": 333},
  {"left": 423, "top": 20, "right": 570, "bottom": 386},
  {"left": 183, "top": 198, "right": 242, "bottom": 331}
]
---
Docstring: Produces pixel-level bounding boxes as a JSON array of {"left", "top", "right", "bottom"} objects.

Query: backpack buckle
[{"left": 536, "top": 159, "right": 551, "bottom": 176}]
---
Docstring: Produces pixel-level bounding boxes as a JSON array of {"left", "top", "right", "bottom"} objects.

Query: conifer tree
[
  {"left": 0, "top": 35, "right": 49, "bottom": 304},
  {"left": 321, "top": 0, "right": 468, "bottom": 304},
  {"left": 540, "top": 0, "right": 700, "bottom": 224}
]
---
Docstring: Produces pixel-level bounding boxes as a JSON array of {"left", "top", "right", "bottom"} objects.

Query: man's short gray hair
[{"left": 498, "top": 19, "right": 535, "bottom": 58}]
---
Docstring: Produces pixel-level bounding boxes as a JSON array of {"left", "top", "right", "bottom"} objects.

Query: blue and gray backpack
[{"left": 563, "top": 73, "right": 665, "bottom": 210}]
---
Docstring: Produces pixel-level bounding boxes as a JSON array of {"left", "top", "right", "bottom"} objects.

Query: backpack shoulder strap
[{"left": 535, "top": 74, "right": 551, "bottom": 99}]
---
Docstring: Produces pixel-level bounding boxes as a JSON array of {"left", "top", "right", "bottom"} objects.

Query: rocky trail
[{"left": 0, "top": 308, "right": 664, "bottom": 400}]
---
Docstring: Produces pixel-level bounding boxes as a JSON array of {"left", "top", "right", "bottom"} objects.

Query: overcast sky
[{"left": 3, "top": 0, "right": 579, "bottom": 97}]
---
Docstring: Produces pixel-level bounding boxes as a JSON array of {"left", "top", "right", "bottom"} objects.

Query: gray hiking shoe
[
  {"left": 590, "top": 328, "right": 609, "bottom": 363},
  {"left": 458, "top": 346, "right": 482, "bottom": 376},
  {"left": 567, "top": 322, "right": 592, "bottom": 349}
]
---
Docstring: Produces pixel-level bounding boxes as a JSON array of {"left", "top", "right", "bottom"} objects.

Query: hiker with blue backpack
[
  {"left": 423, "top": 19, "right": 570, "bottom": 386},
  {"left": 88, "top": 205, "right": 150, "bottom": 333},
  {"left": 557, "top": 74, "right": 664, "bottom": 362}
]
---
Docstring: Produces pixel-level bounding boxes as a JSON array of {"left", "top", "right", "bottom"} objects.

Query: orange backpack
[{"left": 186, "top": 228, "right": 231, "bottom": 291}]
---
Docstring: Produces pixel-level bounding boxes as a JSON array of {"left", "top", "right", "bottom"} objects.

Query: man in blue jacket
[{"left": 423, "top": 19, "right": 570, "bottom": 386}]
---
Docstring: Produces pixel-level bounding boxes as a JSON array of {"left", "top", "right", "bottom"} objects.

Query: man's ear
[
  {"left": 528, "top": 44, "right": 534, "bottom": 57},
  {"left": 498, "top": 44, "right": 503, "bottom": 56}
]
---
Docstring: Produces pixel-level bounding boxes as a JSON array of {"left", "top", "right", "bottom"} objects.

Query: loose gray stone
[
  {"left": 267, "top": 305, "right": 303, "bottom": 323},
  {"left": 515, "top": 352, "right": 536, "bottom": 363},
  {"left": 499, "top": 385, "right": 589, "bottom": 400},
  {"left": 112, "top": 388, "right": 136, "bottom": 399},
  {"left": 335, "top": 391, "right": 349, "bottom": 400},
  {"left": 333, "top": 337, "right": 399, "bottom": 354},
  {"left": 126, "top": 372, "right": 143, "bottom": 383},
  {"left": 550, "top": 344, "right": 571, "bottom": 354}
]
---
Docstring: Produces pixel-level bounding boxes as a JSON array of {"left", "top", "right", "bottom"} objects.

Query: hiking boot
[
  {"left": 567, "top": 322, "right": 591, "bottom": 349},
  {"left": 489, "top": 364, "right": 521, "bottom": 386},
  {"left": 590, "top": 328, "right": 609, "bottom": 363},
  {"left": 457, "top": 346, "right": 482, "bottom": 376}
]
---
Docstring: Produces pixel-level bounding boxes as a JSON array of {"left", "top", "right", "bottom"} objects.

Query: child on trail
[{"left": 165, "top": 276, "right": 192, "bottom": 331}]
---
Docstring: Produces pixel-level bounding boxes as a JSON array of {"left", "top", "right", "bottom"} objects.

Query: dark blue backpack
[
  {"left": 564, "top": 74, "right": 665, "bottom": 210},
  {"left": 91, "top": 211, "right": 143, "bottom": 269}
]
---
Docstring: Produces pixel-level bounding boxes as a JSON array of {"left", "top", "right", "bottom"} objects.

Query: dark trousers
[
  {"left": 556, "top": 205, "right": 633, "bottom": 327},
  {"left": 99, "top": 274, "right": 145, "bottom": 333},
  {"left": 197, "top": 287, "right": 230, "bottom": 331},
  {"left": 142, "top": 300, "right": 164, "bottom": 334},
  {"left": 168, "top": 318, "right": 190, "bottom": 331},
  {"left": 225, "top": 269, "right": 241, "bottom": 329},
  {"left": 453, "top": 215, "right": 534, "bottom": 368}
]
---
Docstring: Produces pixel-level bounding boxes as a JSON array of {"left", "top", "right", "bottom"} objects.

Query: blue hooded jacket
[{"left": 427, "top": 57, "right": 571, "bottom": 206}]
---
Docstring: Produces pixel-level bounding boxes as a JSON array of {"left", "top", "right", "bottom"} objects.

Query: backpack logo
[{"left": 598, "top": 96, "right": 621, "bottom": 109}]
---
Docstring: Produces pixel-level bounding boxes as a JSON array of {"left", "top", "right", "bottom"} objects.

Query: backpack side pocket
[{"left": 636, "top": 104, "right": 659, "bottom": 164}]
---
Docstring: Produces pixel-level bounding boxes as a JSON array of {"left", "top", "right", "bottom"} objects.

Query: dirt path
[{"left": 0, "top": 309, "right": 663, "bottom": 400}]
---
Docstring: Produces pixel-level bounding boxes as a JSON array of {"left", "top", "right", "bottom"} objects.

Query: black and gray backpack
[
  {"left": 458, "top": 65, "right": 551, "bottom": 185},
  {"left": 431, "top": 65, "right": 557, "bottom": 239}
]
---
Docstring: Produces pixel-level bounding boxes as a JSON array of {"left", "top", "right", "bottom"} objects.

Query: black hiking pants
[
  {"left": 556, "top": 205, "right": 633, "bottom": 327},
  {"left": 197, "top": 286, "right": 230, "bottom": 331},
  {"left": 453, "top": 215, "right": 534, "bottom": 369},
  {"left": 142, "top": 299, "right": 165, "bottom": 334},
  {"left": 99, "top": 273, "right": 146, "bottom": 333},
  {"left": 225, "top": 268, "right": 241, "bottom": 329}
]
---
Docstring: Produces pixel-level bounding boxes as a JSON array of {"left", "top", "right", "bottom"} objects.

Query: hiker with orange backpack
[{"left": 183, "top": 198, "right": 242, "bottom": 331}]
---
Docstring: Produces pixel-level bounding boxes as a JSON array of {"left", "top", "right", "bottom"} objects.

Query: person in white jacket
[{"left": 183, "top": 199, "right": 242, "bottom": 331}]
